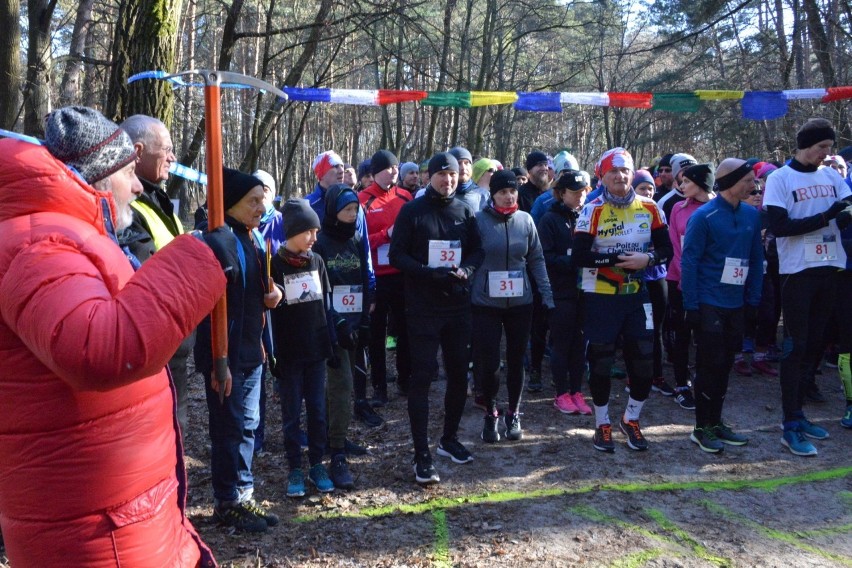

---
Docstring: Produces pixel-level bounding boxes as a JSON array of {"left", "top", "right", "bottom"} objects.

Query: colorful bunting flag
[
  {"left": 470, "top": 91, "right": 519, "bottom": 107},
  {"left": 422, "top": 91, "right": 472, "bottom": 107},
  {"left": 377, "top": 90, "right": 428, "bottom": 105},
  {"left": 741, "top": 91, "right": 787, "bottom": 120},
  {"left": 560, "top": 92, "right": 609, "bottom": 106},
  {"left": 652, "top": 93, "right": 701, "bottom": 112},
  {"left": 783, "top": 89, "right": 827, "bottom": 100},
  {"left": 608, "top": 92, "right": 653, "bottom": 108},
  {"left": 822, "top": 87, "right": 852, "bottom": 102},
  {"left": 283, "top": 87, "right": 331, "bottom": 102},
  {"left": 329, "top": 89, "right": 379, "bottom": 105},
  {"left": 695, "top": 90, "right": 744, "bottom": 100},
  {"left": 514, "top": 92, "right": 563, "bottom": 112}
]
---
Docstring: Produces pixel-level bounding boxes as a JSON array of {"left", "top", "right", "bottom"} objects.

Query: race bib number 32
[{"left": 428, "top": 240, "right": 461, "bottom": 268}]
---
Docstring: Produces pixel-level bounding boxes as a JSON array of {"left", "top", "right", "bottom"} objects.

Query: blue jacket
[
  {"left": 681, "top": 196, "right": 763, "bottom": 310},
  {"left": 307, "top": 181, "right": 376, "bottom": 295},
  {"left": 530, "top": 191, "right": 555, "bottom": 224},
  {"left": 258, "top": 204, "right": 285, "bottom": 255}
]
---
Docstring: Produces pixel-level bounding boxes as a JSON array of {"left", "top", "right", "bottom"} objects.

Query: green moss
[
  {"left": 432, "top": 509, "right": 451, "bottom": 568},
  {"left": 609, "top": 548, "right": 665, "bottom": 568},
  {"left": 645, "top": 508, "right": 731, "bottom": 566}
]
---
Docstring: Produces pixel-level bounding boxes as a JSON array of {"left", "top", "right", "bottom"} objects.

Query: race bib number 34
[
  {"left": 428, "top": 240, "right": 462, "bottom": 268},
  {"left": 488, "top": 270, "right": 524, "bottom": 298},
  {"left": 720, "top": 258, "right": 748, "bottom": 286},
  {"left": 332, "top": 285, "right": 363, "bottom": 313},
  {"left": 803, "top": 234, "right": 837, "bottom": 262}
]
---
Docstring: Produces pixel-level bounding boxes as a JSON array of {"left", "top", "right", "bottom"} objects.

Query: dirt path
[{"left": 182, "top": 356, "right": 851, "bottom": 567}]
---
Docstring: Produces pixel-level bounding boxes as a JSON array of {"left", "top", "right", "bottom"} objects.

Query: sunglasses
[
  {"left": 657, "top": 167, "right": 672, "bottom": 172},
  {"left": 750, "top": 189, "right": 763, "bottom": 196}
]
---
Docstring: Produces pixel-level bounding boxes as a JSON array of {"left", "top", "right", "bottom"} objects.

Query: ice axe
[{"left": 131, "top": 69, "right": 287, "bottom": 403}]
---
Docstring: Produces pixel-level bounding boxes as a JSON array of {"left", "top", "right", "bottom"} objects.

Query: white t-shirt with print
[{"left": 763, "top": 165, "right": 851, "bottom": 274}]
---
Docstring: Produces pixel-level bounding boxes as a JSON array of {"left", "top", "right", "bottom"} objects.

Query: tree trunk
[
  {"left": 0, "top": 0, "right": 21, "bottom": 129},
  {"left": 802, "top": 0, "right": 836, "bottom": 86},
  {"left": 59, "top": 0, "right": 95, "bottom": 106},
  {"left": 426, "top": 0, "right": 457, "bottom": 157},
  {"left": 23, "top": 0, "right": 56, "bottom": 137}
]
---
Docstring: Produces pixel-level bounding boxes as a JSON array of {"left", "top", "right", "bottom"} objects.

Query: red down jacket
[{"left": 0, "top": 139, "right": 226, "bottom": 567}]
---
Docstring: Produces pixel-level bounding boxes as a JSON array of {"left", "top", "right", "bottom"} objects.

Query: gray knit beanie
[{"left": 44, "top": 106, "right": 136, "bottom": 184}]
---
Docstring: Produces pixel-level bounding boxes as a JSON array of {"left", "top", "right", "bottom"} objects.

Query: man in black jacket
[{"left": 389, "top": 152, "right": 485, "bottom": 485}]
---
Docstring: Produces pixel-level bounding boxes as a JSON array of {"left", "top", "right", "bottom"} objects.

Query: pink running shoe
[
  {"left": 554, "top": 393, "right": 579, "bottom": 414},
  {"left": 571, "top": 392, "right": 592, "bottom": 415},
  {"left": 751, "top": 359, "right": 778, "bottom": 376}
]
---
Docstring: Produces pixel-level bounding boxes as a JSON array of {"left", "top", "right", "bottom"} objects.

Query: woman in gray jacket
[{"left": 472, "top": 169, "right": 554, "bottom": 443}]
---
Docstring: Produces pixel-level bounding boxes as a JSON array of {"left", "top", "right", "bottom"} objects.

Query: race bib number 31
[
  {"left": 488, "top": 270, "right": 524, "bottom": 297},
  {"left": 428, "top": 240, "right": 461, "bottom": 268},
  {"left": 720, "top": 258, "right": 748, "bottom": 286},
  {"left": 803, "top": 234, "right": 837, "bottom": 262},
  {"left": 332, "top": 285, "right": 363, "bottom": 313}
]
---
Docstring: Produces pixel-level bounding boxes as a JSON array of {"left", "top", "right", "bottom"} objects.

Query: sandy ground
[{"left": 2, "top": 350, "right": 849, "bottom": 567}]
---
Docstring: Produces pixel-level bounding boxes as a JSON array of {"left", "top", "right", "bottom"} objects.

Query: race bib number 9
[
  {"left": 428, "top": 240, "right": 462, "bottom": 268},
  {"left": 803, "top": 234, "right": 837, "bottom": 262},
  {"left": 720, "top": 258, "right": 748, "bottom": 286},
  {"left": 488, "top": 270, "right": 524, "bottom": 298},
  {"left": 283, "top": 270, "right": 322, "bottom": 304},
  {"left": 332, "top": 285, "right": 363, "bottom": 313}
]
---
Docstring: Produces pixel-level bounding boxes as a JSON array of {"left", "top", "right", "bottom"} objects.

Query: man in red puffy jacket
[{"left": 0, "top": 106, "right": 226, "bottom": 567}]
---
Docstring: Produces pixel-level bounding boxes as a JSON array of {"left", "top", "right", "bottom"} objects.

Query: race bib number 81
[
  {"left": 428, "top": 240, "right": 462, "bottom": 268},
  {"left": 803, "top": 234, "right": 837, "bottom": 262}
]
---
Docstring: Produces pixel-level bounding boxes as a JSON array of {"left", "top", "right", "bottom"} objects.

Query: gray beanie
[
  {"left": 399, "top": 162, "right": 419, "bottom": 179},
  {"left": 282, "top": 198, "right": 321, "bottom": 240},
  {"left": 45, "top": 106, "right": 136, "bottom": 184}
]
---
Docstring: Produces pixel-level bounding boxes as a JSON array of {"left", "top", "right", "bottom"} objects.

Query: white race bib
[
  {"left": 720, "top": 258, "right": 748, "bottom": 286},
  {"left": 581, "top": 268, "right": 597, "bottom": 290},
  {"left": 332, "top": 285, "right": 363, "bottom": 313},
  {"left": 377, "top": 244, "right": 390, "bottom": 265},
  {"left": 488, "top": 270, "right": 524, "bottom": 298},
  {"left": 803, "top": 234, "right": 837, "bottom": 262},
  {"left": 643, "top": 303, "right": 654, "bottom": 330},
  {"left": 283, "top": 270, "right": 322, "bottom": 303},
  {"left": 428, "top": 240, "right": 461, "bottom": 268}
]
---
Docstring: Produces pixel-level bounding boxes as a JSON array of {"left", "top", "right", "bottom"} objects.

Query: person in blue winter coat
[{"left": 680, "top": 159, "right": 763, "bottom": 453}]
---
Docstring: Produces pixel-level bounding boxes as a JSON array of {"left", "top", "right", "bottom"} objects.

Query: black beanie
[
  {"left": 282, "top": 198, "right": 321, "bottom": 239},
  {"left": 658, "top": 153, "right": 674, "bottom": 168},
  {"left": 370, "top": 149, "right": 399, "bottom": 175},
  {"left": 223, "top": 168, "right": 263, "bottom": 211},
  {"left": 428, "top": 152, "right": 459, "bottom": 177},
  {"left": 838, "top": 146, "right": 852, "bottom": 163},
  {"left": 796, "top": 119, "right": 836, "bottom": 150},
  {"left": 682, "top": 163, "right": 715, "bottom": 192},
  {"left": 489, "top": 169, "right": 517, "bottom": 197},
  {"left": 525, "top": 151, "right": 548, "bottom": 171},
  {"left": 512, "top": 167, "right": 528, "bottom": 178},
  {"left": 449, "top": 146, "right": 473, "bottom": 163}
]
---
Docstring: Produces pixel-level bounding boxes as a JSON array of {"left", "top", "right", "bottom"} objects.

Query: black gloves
[
  {"left": 836, "top": 205, "right": 852, "bottom": 230},
  {"left": 335, "top": 317, "right": 358, "bottom": 350},
  {"left": 824, "top": 200, "right": 849, "bottom": 221},
  {"left": 431, "top": 266, "right": 454, "bottom": 281}
]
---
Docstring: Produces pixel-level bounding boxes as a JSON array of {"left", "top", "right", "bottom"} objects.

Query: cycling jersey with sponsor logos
[{"left": 575, "top": 195, "right": 666, "bottom": 294}]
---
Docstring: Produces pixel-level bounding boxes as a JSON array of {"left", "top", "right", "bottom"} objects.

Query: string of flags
[{"left": 130, "top": 71, "right": 852, "bottom": 120}]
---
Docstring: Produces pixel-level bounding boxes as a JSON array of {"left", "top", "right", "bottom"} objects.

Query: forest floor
[{"left": 2, "top": 351, "right": 850, "bottom": 567}]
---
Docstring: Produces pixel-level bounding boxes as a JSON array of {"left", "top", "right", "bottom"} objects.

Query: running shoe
[
  {"left": 713, "top": 422, "right": 748, "bottom": 446},
  {"left": 354, "top": 399, "right": 384, "bottom": 428},
  {"left": 781, "top": 427, "right": 817, "bottom": 456},
  {"left": 690, "top": 427, "right": 724, "bottom": 453},
  {"left": 841, "top": 405, "right": 852, "bottom": 429},
  {"left": 651, "top": 377, "right": 675, "bottom": 396},
  {"left": 308, "top": 464, "right": 335, "bottom": 493},
  {"left": 674, "top": 387, "right": 696, "bottom": 410},
  {"left": 286, "top": 469, "right": 306, "bottom": 498},
  {"left": 214, "top": 502, "right": 268, "bottom": 533},
  {"left": 526, "top": 369, "right": 543, "bottom": 393},
  {"left": 481, "top": 413, "right": 500, "bottom": 443},
  {"left": 554, "top": 392, "right": 579, "bottom": 414},
  {"left": 797, "top": 418, "right": 829, "bottom": 440},
  {"left": 750, "top": 359, "right": 778, "bottom": 377},
  {"left": 243, "top": 499, "right": 280, "bottom": 527},
  {"left": 437, "top": 437, "right": 474, "bottom": 464},
  {"left": 505, "top": 412, "right": 523, "bottom": 441},
  {"left": 593, "top": 424, "right": 615, "bottom": 453},
  {"left": 329, "top": 454, "right": 354, "bottom": 490},
  {"left": 733, "top": 359, "right": 753, "bottom": 376},
  {"left": 619, "top": 419, "right": 649, "bottom": 451},
  {"left": 413, "top": 451, "right": 440, "bottom": 484},
  {"left": 571, "top": 392, "right": 593, "bottom": 415}
]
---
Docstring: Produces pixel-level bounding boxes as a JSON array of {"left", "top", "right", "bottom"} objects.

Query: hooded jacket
[
  {"left": 0, "top": 139, "right": 225, "bottom": 568},
  {"left": 471, "top": 205, "right": 553, "bottom": 309}
]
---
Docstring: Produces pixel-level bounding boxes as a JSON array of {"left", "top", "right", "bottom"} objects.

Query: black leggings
[
  {"left": 666, "top": 282, "right": 692, "bottom": 388},
  {"left": 693, "top": 304, "right": 742, "bottom": 427},
  {"left": 549, "top": 298, "right": 585, "bottom": 396},
  {"left": 472, "top": 304, "right": 533, "bottom": 414},
  {"left": 779, "top": 270, "right": 837, "bottom": 422},
  {"left": 529, "top": 293, "right": 549, "bottom": 373},
  {"left": 369, "top": 274, "right": 411, "bottom": 392}
]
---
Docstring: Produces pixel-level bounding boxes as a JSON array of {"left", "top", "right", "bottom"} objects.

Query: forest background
[{"left": 2, "top": 0, "right": 851, "bottom": 215}]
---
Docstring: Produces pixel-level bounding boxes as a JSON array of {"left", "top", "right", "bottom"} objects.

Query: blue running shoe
[
  {"left": 797, "top": 418, "right": 829, "bottom": 440},
  {"left": 842, "top": 405, "right": 852, "bottom": 429},
  {"left": 287, "top": 469, "right": 306, "bottom": 498},
  {"left": 781, "top": 428, "right": 817, "bottom": 456},
  {"left": 309, "top": 463, "right": 335, "bottom": 493}
]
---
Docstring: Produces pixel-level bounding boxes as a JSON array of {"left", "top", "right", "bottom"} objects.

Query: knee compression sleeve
[
  {"left": 587, "top": 343, "right": 616, "bottom": 406},
  {"left": 624, "top": 338, "right": 654, "bottom": 400}
]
